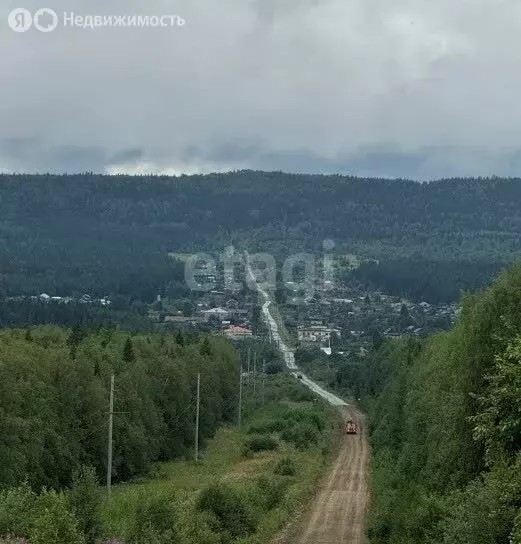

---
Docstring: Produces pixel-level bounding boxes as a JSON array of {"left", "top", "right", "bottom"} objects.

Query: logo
[
  {"left": 8, "top": 7, "right": 58, "bottom": 32},
  {"left": 8, "top": 8, "right": 32, "bottom": 32}
]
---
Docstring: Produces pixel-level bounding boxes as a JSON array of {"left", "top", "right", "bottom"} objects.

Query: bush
[
  {"left": 282, "top": 423, "right": 319, "bottom": 450},
  {"left": 30, "top": 491, "right": 84, "bottom": 544},
  {"left": 198, "top": 483, "right": 258, "bottom": 540},
  {"left": 243, "top": 435, "right": 278, "bottom": 455},
  {"left": 256, "top": 476, "right": 289, "bottom": 510},
  {"left": 70, "top": 466, "right": 101, "bottom": 544},
  {"left": 274, "top": 457, "right": 297, "bottom": 477},
  {"left": 288, "top": 385, "right": 316, "bottom": 403},
  {"left": 0, "top": 482, "right": 37, "bottom": 537},
  {"left": 246, "top": 419, "right": 286, "bottom": 435},
  {"left": 176, "top": 509, "right": 220, "bottom": 544},
  {"left": 265, "top": 360, "right": 284, "bottom": 374},
  {"left": 281, "top": 408, "right": 326, "bottom": 432},
  {"left": 245, "top": 406, "right": 326, "bottom": 451},
  {"left": 127, "top": 490, "right": 179, "bottom": 544}
]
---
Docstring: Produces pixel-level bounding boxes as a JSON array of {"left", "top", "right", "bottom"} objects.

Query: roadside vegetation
[
  {"left": 100, "top": 376, "right": 335, "bottom": 544},
  {"left": 0, "top": 344, "right": 336, "bottom": 544},
  {"left": 350, "top": 264, "right": 521, "bottom": 543}
]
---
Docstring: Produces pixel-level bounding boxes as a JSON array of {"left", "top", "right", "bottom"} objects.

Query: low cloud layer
[{"left": 1, "top": 0, "right": 521, "bottom": 178}]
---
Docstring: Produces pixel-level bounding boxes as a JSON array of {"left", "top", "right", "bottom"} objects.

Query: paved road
[
  {"left": 247, "top": 260, "right": 347, "bottom": 406},
  {"left": 246, "top": 256, "right": 369, "bottom": 543}
]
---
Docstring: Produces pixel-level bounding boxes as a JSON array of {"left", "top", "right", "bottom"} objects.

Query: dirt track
[{"left": 279, "top": 406, "right": 370, "bottom": 544}]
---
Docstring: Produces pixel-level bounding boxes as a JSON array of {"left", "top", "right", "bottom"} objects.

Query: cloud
[{"left": 1, "top": 0, "right": 521, "bottom": 177}]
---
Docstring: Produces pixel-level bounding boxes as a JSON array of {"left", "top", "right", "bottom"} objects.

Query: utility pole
[
  {"left": 194, "top": 372, "right": 201, "bottom": 462},
  {"left": 247, "top": 346, "right": 251, "bottom": 387},
  {"left": 253, "top": 352, "right": 257, "bottom": 395},
  {"left": 238, "top": 365, "right": 243, "bottom": 429},
  {"left": 261, "top": 359, "right": 266, "bottom": 406},
  {"left": 106, "top": 374, "right": 114, "bottom": 496}
]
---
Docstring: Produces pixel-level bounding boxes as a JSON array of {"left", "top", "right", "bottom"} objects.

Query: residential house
[{"left": 223, "top": 326, "right": 253, "bottom": 340}]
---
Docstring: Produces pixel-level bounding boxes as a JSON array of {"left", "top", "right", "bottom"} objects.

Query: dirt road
[{"left": 279, "top": 406, "right": 370, "bottom": 544}]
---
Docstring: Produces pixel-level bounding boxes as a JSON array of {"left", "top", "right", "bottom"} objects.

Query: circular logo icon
[
  {"left": 34, "top": 8, "right": 58, "bottom": 32},
  {"left": 8, "top": 7, "right": 33, "bottom": 32}
]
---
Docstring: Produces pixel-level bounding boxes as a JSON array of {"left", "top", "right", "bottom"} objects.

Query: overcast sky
[{"left": 1, "top": 0, "right": 521, "bottom": 179}]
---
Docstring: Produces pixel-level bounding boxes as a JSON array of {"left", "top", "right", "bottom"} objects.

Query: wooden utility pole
[
  {"left": 253, "top": 352, "right": 257, "bottom": 394},
  {"left": 247, "top": 346, "right": 251, "bottom": 387},
  {"left": 262, "top": 359, "right": 266, "bottom": 406},
  {"left": 194, "top": 372, "right": 201, "bottom": 462},
  {"left": 106, "top": 374, "right": 114, "bottom": 496},
  {"left": 238, "top": 366, "right": 243, "bottom": 429}
]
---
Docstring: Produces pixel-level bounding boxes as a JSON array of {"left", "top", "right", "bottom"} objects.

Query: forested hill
[
  {"left": 358, "top": 264, "right": 521, "bottom": 543},
  {"left": 1, "top": 172, "right": 521, "bottom": 298}
]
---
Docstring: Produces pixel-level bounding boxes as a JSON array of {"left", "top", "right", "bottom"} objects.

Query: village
[
  {"left": 11, "top": 259, "right": 460, "bottom": 357},
  {"left": 145, "top": 260, "right": 461, "bottom": 359}
]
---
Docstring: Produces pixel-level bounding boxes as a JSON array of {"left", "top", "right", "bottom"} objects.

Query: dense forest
[
  {"left": 345, "top": 264, "right": 521, "bottom": 542},
  {"left": 0, "top": 326, "right": 238, "bottom": 490},
  {"left": 0, "top": 299, "right": 155, "bottom": 330},
  {"left": 1, "top": 173, "right": 521, "bottom": 300},
  {"left": 348, "top": 258, "right": 507, "bottom": 303}
]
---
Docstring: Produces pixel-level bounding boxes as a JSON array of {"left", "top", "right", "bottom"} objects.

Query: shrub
[
  {"left": 198, "top": 483, "right": 258, "bottom": 539},
  {"left": 127, "top": 490, "right": 179, "bottom": 544},
  {"left": 282, "top": 423, "right": 319, "bottom": 450},
  {"left": 243, "top": 435, "right": 278, "bottom": 455},
  {"left": 280, "top": 408, "right": 325, "bottom": 432},
  {"left": 256, "top": 476, "right": 289, "bottom": 510},
  {"left": 0, "top": 482, "right": 37, "bottom": 537},
  {"left": 176, "top": 508, "right": 220, "bottom": 544},
  {"left": 288, "top": 386, "right": 316, "bottom": 403},
  {"left": 70, "top": 466, "right": 102, "bottom": 544},
  {"left": 274, "top": 457, "right": 297, "bottom": 477},
  {"left": 30, "top": 491, "right": 84, "bottom": 544},
  {"left": 246, "top": 419, "right": 285, "bottom": 435}
]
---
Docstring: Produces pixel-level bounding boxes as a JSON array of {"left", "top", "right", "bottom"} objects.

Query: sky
[{"left": 1, "top": 0, "right": 521, "bottom": 179}]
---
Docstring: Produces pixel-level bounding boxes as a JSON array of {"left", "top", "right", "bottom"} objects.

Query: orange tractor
[{"left": 346, "top": 420, "right": 357, "bottom": 434}]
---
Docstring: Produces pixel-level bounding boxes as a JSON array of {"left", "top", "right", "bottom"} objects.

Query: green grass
[
  {"left": 101, "top": 397, "right": 336, "bottom": 542},
  {"left": 101, "top": 428, "right": 243, "bottom": 536}
]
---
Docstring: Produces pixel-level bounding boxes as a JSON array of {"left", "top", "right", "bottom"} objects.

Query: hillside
[
  {"left": 1, "top": 173, "right": 521, "bottom": 299},
  {"left": 354, "top": 265, "right": 521, "bottom": 543}
]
